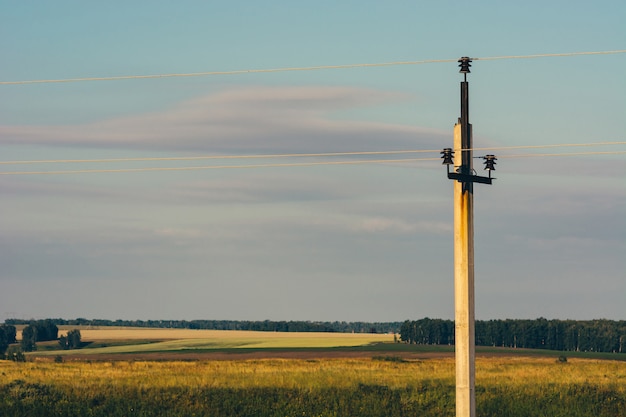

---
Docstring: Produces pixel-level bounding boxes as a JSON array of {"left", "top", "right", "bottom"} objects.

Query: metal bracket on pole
[{"left": 447, "top": 172, "right": 493, "bottom": 184}]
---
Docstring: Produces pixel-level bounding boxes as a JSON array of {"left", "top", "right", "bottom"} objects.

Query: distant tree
[
  {"left": 0, "top": 325, "right": 18, "bottom": 357},
  {"left": 67, "top": 329, "right": 81, "bottom": 348},
  {"left": 21, "top": 325, "right": 37, "bottom": 352},
  {"left": 32, "top": 319, "right": 58, "bottom": 342},
  {"left": 5, "top": 345, "right": 26, "bottom": 362},
  {"left": 0, "top": 327, "right": 9, "bottom": 355},
  {"left": 59, "top": 329, "right": 81, "bottom": 350},
  {"left": 1, "top": 324, "right": 17, "bottom": 344}
]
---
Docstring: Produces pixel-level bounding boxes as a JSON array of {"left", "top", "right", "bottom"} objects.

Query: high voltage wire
[
  {"left": 1, "top": 50, "right": 624, "bottom": 85},
  {"left": 1, "top": 150, "right": 624, "bottom": 176},
  {"left": 467, "top": 141, "right": 626, "bottom": 153},
  {"left": 498, "top": 150, "right": 626, "bottom": 159},
  {"left": 1, "top": 141, "right": 624, "bottom": 166},
  {"left": 0, "top": 149, "right": 440, "bottom": 165},
  {"left": 0, "top": 157, "right": 439, "bottom": 176},
  {"left": 473, "top": 50, "right": 626, "bottom": 62},
  {"left": 0, "top": 59, "right": 454, "bottom": 85}
]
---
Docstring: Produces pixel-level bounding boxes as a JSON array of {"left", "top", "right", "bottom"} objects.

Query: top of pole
[
  {"left": 458, "top": 57, "right": 472, "bottom": 81},
  {"left": 444, "top": 56, "right": 495, "bottom": 185}
]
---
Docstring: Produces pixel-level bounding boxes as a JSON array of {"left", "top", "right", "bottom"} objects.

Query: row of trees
[
  {"left": 20, "top": 320, "right": 60, "bottom": 352},
  {"left": 59, "top": 329, "right": 82, "bottom": 350},
  {"left": 1, "top": 320, "right": 81, "bottom": 358},
  {"left": 400, "top": 318, "right": 626, "bottom": 353},
  {"left": 6, "top": 318, "right": 402, "bottom": 334},
  {"left": 1, "top": 324, "right": 26, "bottom": 361},
  {"left": 6, "top": 317, "right": 625, "bottom": 354},
  {"left": 0, "top": 324, "right": 17, "bottom": 355}
]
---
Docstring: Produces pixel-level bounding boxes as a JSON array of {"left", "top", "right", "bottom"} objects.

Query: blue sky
[{"left": 1, "top": 1, "right": 624, "bottom": 322}]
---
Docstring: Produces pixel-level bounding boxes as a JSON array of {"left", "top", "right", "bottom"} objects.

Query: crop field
[
  {"left": 33, "top": 328, "right": 394, "bottom": 357},
  {"left": 1, "top": 356, "right": 625, "bottom": 416},
  {"left": 59, "top": 327, "right": 395, "bottom": 343},
  {"left": 4, "top": 328, "right": 625, "bottom": 416}
]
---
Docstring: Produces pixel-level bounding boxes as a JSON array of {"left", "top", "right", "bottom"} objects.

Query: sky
[{"left": 1, "top": 1, "right": 624, "bottom": 323}]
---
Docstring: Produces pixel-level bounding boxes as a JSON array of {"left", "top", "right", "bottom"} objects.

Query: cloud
[
  {"left": 352, "top": 217, "right": 451, "bottom": 235},
  {"left": 163, "top": 173, "right": 357, "bottom": 205},
  {"left": 506, "top": 234, "right": 619, "bottom": 249},
  {"left": 153, "top": 227, "right": 202, "bottom": 239},
  {"left": 0, "top": 86, "right": 447, "bottom": 153}
]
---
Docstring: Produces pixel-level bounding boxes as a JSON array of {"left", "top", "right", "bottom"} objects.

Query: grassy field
[
  {"left": 1, "top": 356, "right": 624, "bottom": 416},
  {"left": 31, "top": 328, "right": 394, "bottom": 356},
  {"left": 5, "top": 328, "right": 625, "bottom": 415},
  {"left": 25, "top": 328, "right": 624, "bottom": 362}
]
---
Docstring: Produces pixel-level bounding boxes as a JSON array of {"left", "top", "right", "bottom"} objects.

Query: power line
[
  {"left": 0, "top": 157, "right": 439, "bottom": 176},
  {"left": 1, "top": 50, "right": 624, "bottom": 85},
  {"left": 473, "top": 50, "right": 626, "bottom": 62},
  {"left": 0, "top": 59, "right": 458, "bottom": 86},
  {"left": 0, "top": 149, "right": 441, "bottom": 166},
  {"left": 498, "top": 150, "right": 626, "bottom": 159},
  {"left": 1, "top": 150, "right": 624, "bottom": 176},
  {"left": 1, "top": 141, "right": 624, "bottom": 166},
  {"left": 467, "top": 140, "right": 626, "bottom": 154}
]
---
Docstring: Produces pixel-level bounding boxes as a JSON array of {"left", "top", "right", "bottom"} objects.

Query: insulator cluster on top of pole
[
  {"left": 441, "top": 56, "right": 497, "bottom": 185},
  {"left": 458, "top": 57, "right": 472, "bottom": 81}
]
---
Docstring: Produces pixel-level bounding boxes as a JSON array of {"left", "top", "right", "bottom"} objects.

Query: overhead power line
[
  {"left": 1, "top": 141, "right": 624, "bottom": 166},
  {"left": 0, "top": 157, "right": 439, "bottom": 176},
  {"left": 0, "top": 59, "right": 457, "bottom": 85},
  {"left": 1, "top": 150, "right": 624, "bottom": 176},
  {"left": 473, "top": 50, "right": 626, "bottom": 62},
  {"left": 0, "top": 149, "right": 441, "bottom": 166},
  {"left": 1, "top": 50, "right": 624, "bottom": 85},
  {"left": 468, "top": 140, "right": 626, "bottom": 155},
  {"left": 498, "top": 150, "right": 626, "bottom": 159}
]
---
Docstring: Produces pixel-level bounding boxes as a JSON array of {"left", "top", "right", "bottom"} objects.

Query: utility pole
[{"left": 441, "top": 57, "right": 496, "bottom": 417}]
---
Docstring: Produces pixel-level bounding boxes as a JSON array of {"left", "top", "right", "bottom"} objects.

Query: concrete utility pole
[
  {"left": 454, "top": 66, "right": 476, "bottom": 417},
  {"left": 441, "top": 57, "right": 496, "bottom": 417}
]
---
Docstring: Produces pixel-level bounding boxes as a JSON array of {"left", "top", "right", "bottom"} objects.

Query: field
[
  {"left": 30, "top": 328, "right": 395, "bottom": 360},
  {"left": 2, "top": 328, "right": 625, "bottom": 416}
]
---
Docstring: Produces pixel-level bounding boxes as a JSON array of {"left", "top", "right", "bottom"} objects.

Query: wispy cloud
[
  {"left": 352, "top": 217, "right": 451, "bottom": 234},
  {"left": 0, "top": 86, "right": 447, "bottom": 153},
  {"left": 164, "top": 173, "right": 357, "bottom": 204}
]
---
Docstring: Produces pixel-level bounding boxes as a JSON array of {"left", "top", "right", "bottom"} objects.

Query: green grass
[{"left": 1, "top": 357, "right": 624, "bottom": 417}]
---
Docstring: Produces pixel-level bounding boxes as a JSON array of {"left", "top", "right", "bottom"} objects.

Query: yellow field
[
  {"left": 2, "top": 357, "right": 624, "bottom": 390},
  {"left": 3, "top": 356, "right": 624, "bottom": 416},
  {"left": 35, "top": 328, "right": 394, "bottom": 356},
  {"left": 5, "top": 333, "right": 626, "bottom": 417}
]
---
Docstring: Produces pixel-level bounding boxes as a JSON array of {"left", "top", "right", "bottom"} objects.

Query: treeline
[
  {"left": 1, "top": 320, "right": 81, "bottom": 359},
  {"left": 0, "top": 324, "right": 17, "bottom": 354},
  {"left": 400, "top": 318, "right": 626, "bottom": 353},
  {"left": 5, "top": 318, "right": 402, "bottom": 334},
  {"left": 20, "top": 319, "right": 59, "bottom": 351},
  {"left": 6, "top": 317, "right": 625, "bottom": 353},
  {"left": 8, "top": 319, "right": 60, "bottom": 353}
]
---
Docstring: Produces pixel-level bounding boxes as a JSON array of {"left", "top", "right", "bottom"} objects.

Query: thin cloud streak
[{"left": 0, "top": 86, "right": 447, "bottom": 153}]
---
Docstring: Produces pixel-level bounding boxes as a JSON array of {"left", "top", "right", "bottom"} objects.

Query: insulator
[
  {"left": 483, "top": 154, "right": 497, "bottom": 171},
  {"left": 441, "top": 148, "right": 454, "bottom": 165},
  {"left": 458, "top": 57, "right": 472, "bottom": 74}
]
